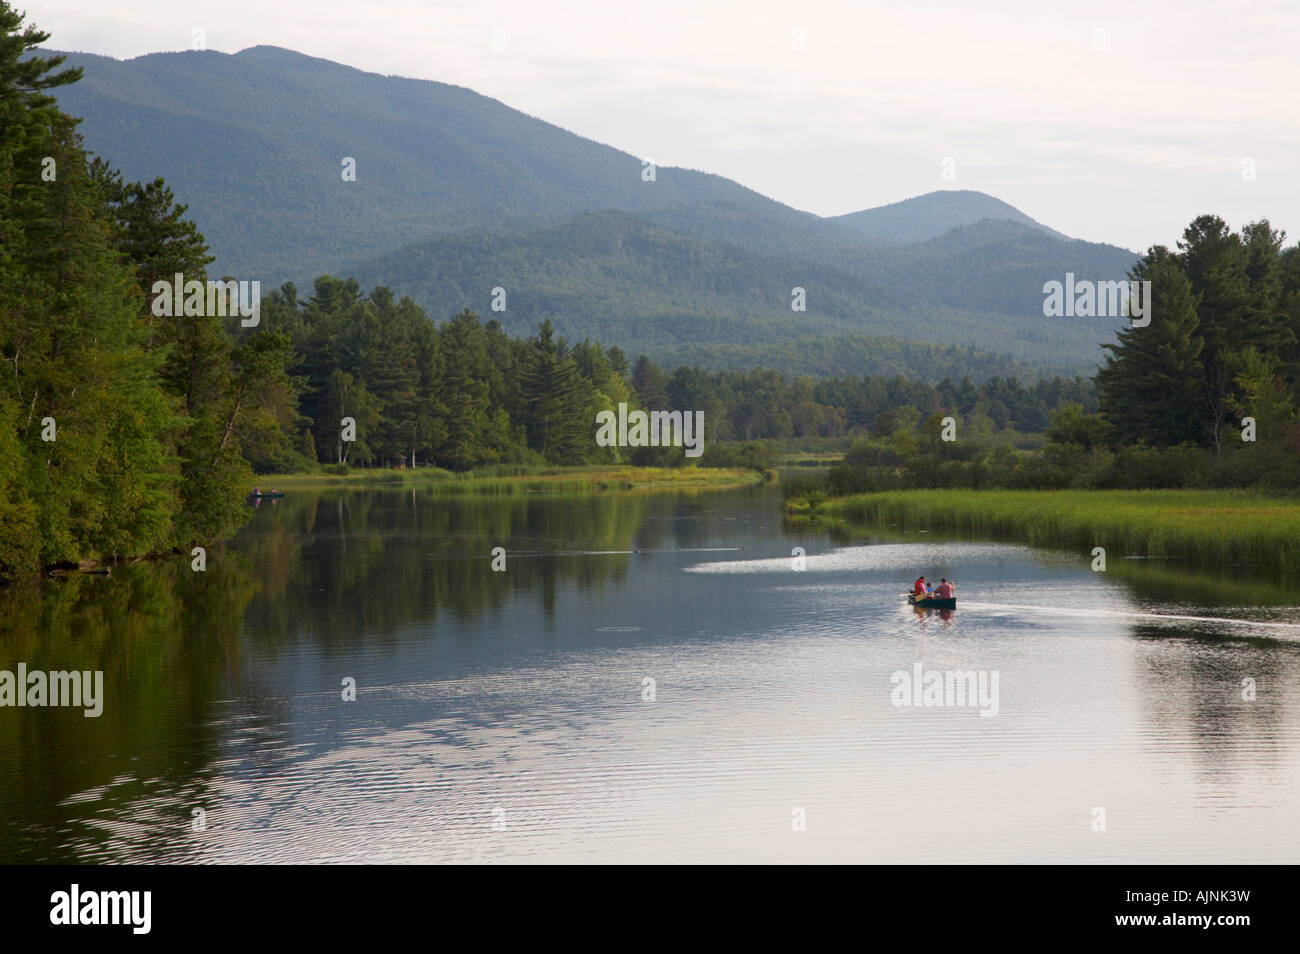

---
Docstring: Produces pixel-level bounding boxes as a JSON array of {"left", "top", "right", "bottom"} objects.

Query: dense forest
[
  {"left": 9, "top": 3, "right": 1299, "bottom": 587},
  {"left": 346, "top": 210, "right": 1133, "bottom": 374},
  {"left": 244, "top": 275, "right": 1099, "bottom": 475},
  {"left": 0, "top": 4, "right": 1097, "bottom": 584},
  {"left": 801, "top": 217, "right": 1300, "bottom": 498},
  {"left": 0, "top": 10, "right": 291, "bottom": 583}
]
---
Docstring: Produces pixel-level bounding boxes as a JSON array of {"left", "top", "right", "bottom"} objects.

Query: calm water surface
[{"left": 2, "top": 486, "right": 1298, "bottom": 863}]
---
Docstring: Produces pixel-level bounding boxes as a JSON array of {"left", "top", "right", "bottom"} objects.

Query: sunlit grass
[
  {"left": 814, "top": 489, "right": 1300, "bottom": 571},
  {"left": 256, "top": 465, "right": 762, "bottom": 495}
]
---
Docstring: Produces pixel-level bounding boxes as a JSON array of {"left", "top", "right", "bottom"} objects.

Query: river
[{"left": 2, "top": 485, "right": 1298, "bottom": 863}]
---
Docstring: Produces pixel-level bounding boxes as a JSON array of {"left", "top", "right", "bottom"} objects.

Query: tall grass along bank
[
  {"left": 261, "top": 465, "right": 764, "bottom": 495},
  {"left": 812, "top": 490, "right": 1300, "bottom": 571}
]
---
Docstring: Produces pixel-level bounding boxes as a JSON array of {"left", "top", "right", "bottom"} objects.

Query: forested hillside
[
  {"left": 346, "top": 210, "right": 1134, "bottom": 373},
  {"left": 250, "top": 274, "right": 1098, "bottom": 475},
  {"left": 47, "top": 45, "right": 1137, "bottom": 377},
  {"left": 831, "top": 189, "right": 1069, "bottom": 244}
]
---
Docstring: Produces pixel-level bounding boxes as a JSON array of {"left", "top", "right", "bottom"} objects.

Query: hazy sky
[{"left": 27, "top": 0, "right": 1300, "bottom": 251}]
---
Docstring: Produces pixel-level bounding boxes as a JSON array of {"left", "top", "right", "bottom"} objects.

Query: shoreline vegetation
[
  {"left": 6, "top": 6, "right": 1300, "bottom": 592},
  {"left": 795, "top": 489, "right": 1300, "bottom": 571},
  {"left": 19, "top": 465, "right": 765, "bottom": 585},
  {"left": 257, "top": 464, "right": 767, "bottom": 494}
]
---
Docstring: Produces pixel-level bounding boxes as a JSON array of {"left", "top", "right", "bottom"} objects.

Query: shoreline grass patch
[
  {"left": 811, "top": 489, "right": 1300, "bottom": 571},
  {"left": 256, "top": 465, "right": 762, "bottom": 495}
]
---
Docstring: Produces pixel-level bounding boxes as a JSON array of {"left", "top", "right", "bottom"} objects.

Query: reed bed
[
  {"left": 259, "top": 466, "right": 760, "bottom": 495},
  {"left": 816, "top": 489, "right": 1300, "bottom": 571}
]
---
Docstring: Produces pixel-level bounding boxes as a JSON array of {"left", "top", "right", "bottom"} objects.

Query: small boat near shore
[
  {"left": 249, "top": 491, "right": 285, "bottom": 499},
  {"left": 907, "top": 593, "right": 956, "bottom": 609}
]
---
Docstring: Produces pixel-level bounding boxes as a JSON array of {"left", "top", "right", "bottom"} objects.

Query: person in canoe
[
  {"left": 933, "top": 578, "right": 955, "bottom": 600},
  {"left": 912, "top": 575, "right": 927, "bottom": 597}
]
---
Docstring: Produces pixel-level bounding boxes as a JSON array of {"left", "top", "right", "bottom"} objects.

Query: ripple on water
[{"left": 9, "top": 511, "right": 1300, "bottom": 863}]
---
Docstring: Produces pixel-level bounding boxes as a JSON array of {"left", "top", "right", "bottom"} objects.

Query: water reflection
[
  {"left": 0, "top": 487, "right": 1297, "bottom": 862},
  {"left": 0, "top": 558, "right": 255, "bottom": 862}
]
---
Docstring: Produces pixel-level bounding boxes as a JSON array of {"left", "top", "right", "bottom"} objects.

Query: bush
[
  {"left": 1093, "top": 444, "right": 1205, "bottom": 489},
  {"left": 780, "top": 472, "right": 828, "bottom": 502},
  {"left": 700, "top": 440, "right": 776, "bottom": 472}
]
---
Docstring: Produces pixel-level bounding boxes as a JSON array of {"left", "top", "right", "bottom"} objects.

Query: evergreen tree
[
  {"left": 1096, "top": 249, "right": 1204, "bottom": 446},
  {"left": 438, "top": 309, "right": 492, "bottom": 469},
  {"left": 518, "top": 320, "right": 589, "bottom": 462},
  {"left": 630, "top": 354, "right": 669, "bottom": 408},
  {"left": 1176, "top": 215, "right": 1251, "bottom": 448}
]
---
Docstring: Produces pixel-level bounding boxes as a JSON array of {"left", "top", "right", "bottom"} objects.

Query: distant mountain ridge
[
  {"left": 832, "top": 190, "right": 1070, "bottom": 244},
  {"left": 46, "top": 44, "right": 1138, "bottom": 379}
]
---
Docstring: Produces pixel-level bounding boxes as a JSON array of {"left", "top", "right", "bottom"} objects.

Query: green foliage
[
  {"left": 250, "top": 276, "right": 1105, "bottom": 479},
  {"left": 818, "top": 489, "right": 1300, "bottom": 571},
  {"left": 0, "top": 396, "right": 40, "bottom": 579},
  {"left": 349, "top": 212, "right": 1135, "bottom": 377},
  {"left": 807, "top": 213, "right": 1300, "bottom": 503},
  {"left": 1098, "top": 217, "right": 1300, "bottom": 452},
  {"left": 0, "top": 3, "right": 278, "bottom": 579},
  {"left": 1045, "top": 403, "right": 1110, "bottom": 450},
  {"left": 812, "top": 429, "right": 1295, "bottom": 498}
]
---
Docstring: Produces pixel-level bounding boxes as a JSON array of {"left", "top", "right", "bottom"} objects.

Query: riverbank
[
  {"left": 800, "top": 489, "right": 1300, "bottom": 571},
  {"left": 3, "top": 466, "right": 765, "bottom": 588},
  {"left": 257, "top": 464, "right": 768, "bottom": 495}
]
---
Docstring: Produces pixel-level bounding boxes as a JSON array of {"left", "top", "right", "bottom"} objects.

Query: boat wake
[{"left": 961, "top": 602, "right": 1300, "bottom": 633}]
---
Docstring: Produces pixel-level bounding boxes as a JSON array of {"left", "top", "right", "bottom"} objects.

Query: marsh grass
[
  {"left": 258, "top": 465, "right": 761, "bottom": 495},
  {"left": 814, "top": 489, "right": 1300, "bottom": 571}
]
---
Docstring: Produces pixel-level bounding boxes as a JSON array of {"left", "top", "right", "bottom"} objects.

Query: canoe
[
  {"left": 907, "top": 594, "right": 956, "bottom": 609},
  {"left": 249, "top": 492, "right": 285, "bottom": 498}
]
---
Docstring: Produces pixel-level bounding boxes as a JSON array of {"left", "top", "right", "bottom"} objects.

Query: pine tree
[
  {"left": 1176, "top": 216, "right": 1251, "bottom": 448},
  {"left": 631, "top": 354, "right": 669, "bottom": 408},
  {"left": 437, "top": 309, "right": 492, "bottom": 469},
  {"left": 518, "top": 320, "right": 589, "bottom": 462},
  {"left": 1096, "top": 249, "right": 1204, "bottom": 446}
]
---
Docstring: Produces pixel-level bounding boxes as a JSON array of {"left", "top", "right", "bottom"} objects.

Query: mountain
[
  {"left": 46, "top": 45, "right": 1138, "bottom": 379},
  {"left": 346, "top": 210, "right": 1131, "bottom": 372},
  {"left": 49, "top": 45, "right": 812, "bottom": 279},
  {"left": 832, "top": 190, "right": 1070, "bottom": 245}
]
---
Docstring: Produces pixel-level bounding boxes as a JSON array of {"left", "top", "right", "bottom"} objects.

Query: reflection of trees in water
[
  {"left": 1106, "top": 561, "right": 1296, "bottom": 609},
  {"left": 0, "top": 557, "right": 258, "bottom": 862},
  {"left": 236, "top": 490, "right": 681, "bottom": 649},
  {"left": 633, "top": 493, "right": 748, "bottom": 552},
  {"left": 0, "top": 487, "right": 760, "bottom": 861},
  {"left": 814, "top": 513, "right": 1299, "bottom": 608},
  {"left": 1130, "top": 624, "right": 1300, "bottom": 792},
  {"left": 800, "top": 509, "right": 1300, "bottom": 794}
]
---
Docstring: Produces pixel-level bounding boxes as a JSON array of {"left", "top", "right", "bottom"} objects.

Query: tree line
[
  {"left": 799, "top": 215, "right": 1300, "bottom": 498},
  {"left": 246, "top": 279, "right": 1099, "bottom": 475},
  {"left": 0, "top": 4, "right": 1105, "bottom": 584}
]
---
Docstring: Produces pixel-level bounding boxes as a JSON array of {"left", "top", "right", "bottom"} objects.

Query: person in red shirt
[
  {"left": 933, "top": 578, "right": 955, "bottom": 599},
  {"left": 913, "top": 576, "right": 927, "bottom": 596}
]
